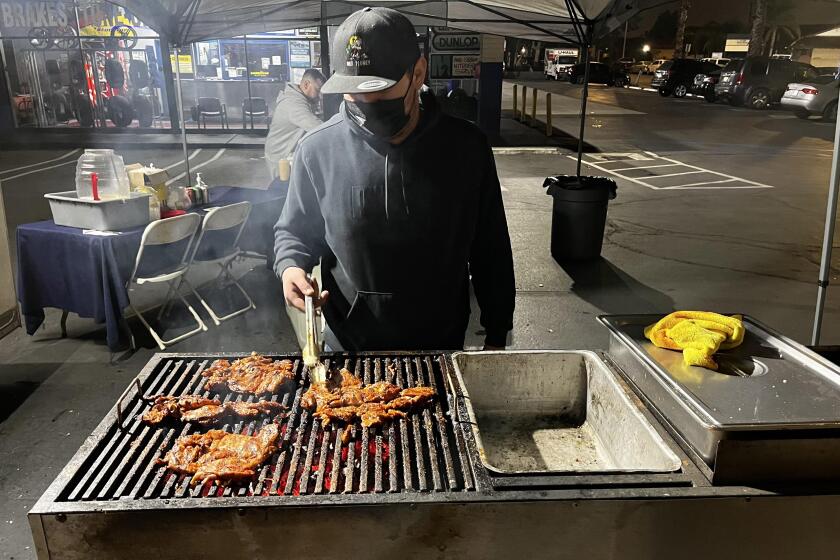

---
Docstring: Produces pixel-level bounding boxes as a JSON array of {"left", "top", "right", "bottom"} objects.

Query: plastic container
[
  {"left": 75, "top": 149, "right": 130, "bottom": 201},
  {"left": 45, "top": 191, "right": 151, "bottom": 230},
  {"left": 544, "top": 175, "right": 617, "bottom": 261}
]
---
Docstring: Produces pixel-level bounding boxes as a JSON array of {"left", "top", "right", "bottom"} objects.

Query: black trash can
[{"left": 544, "top": 175, "right": 617, "bottom": 261}]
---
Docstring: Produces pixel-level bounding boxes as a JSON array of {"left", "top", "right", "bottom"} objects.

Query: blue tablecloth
[{"left": 17, "top": 181, "right": 287, "bottom": 350}]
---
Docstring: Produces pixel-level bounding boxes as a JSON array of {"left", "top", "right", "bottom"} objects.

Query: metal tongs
[{"left": 303, "top": 291, "right": 328, "bottom": 384}]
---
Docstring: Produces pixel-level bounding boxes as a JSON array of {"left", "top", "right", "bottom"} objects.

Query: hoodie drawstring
[{"left": 384, "top": 151, "right": 390, "bottom": 221}]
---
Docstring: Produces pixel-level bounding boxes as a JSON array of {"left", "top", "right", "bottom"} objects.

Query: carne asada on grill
[
  {"left": 201, "top": 353, "right": 296, "bottom": 394},
  {"left": 160, "top": 424, "right": 280, "bottom": 485},
  {"left": 142, "top": 395, "right": 285, "bottom": 426},
  {"left": 301, "top": 368, "right": 435, "bottom": 429}
]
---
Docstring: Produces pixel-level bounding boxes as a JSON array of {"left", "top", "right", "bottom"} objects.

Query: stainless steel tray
[
  {"left": 600, "top": 314, "right": 840, "bottom": 483},
  {"left": 450, "top": 350, "right": 681, "bottom": 475}
]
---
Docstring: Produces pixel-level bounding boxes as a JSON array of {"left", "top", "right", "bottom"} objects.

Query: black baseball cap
[{"left": 321, "top": 7, "right": 420, "bottom": 95}]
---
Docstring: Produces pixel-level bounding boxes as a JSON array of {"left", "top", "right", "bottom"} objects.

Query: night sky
[{"left": 631, "top": 0, "right": 840, "bottom": 34}]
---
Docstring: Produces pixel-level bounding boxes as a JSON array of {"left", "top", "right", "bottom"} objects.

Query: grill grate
[{"left": 57, "top": 354, "right": 475, "bottom": 502}]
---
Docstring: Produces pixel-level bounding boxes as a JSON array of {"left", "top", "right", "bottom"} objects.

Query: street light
[{"left": 642, "top": 44, "right": 651, "bottom": 53}]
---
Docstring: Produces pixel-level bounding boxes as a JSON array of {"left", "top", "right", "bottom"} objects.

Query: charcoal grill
[{"left": 29, "top": 351, "right": 840, "bottom": 560}]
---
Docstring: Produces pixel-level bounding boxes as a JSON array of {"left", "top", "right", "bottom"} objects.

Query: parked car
[
  {"left": 701, "top": 57, "right": 731, "bottom": 68},
  {"left": 651, "top": 59, "right": 719, "bottom": 97},
  {"left": 715, "top": 56, "right": 820, "bottom": 109},
  {"left": 647, "top": 59, "right": 668, "bottom": 74},
  {"left": 628, "top": 61, "right": 650, "bottom": 74},
  {"left": 815, "top": 67, "right": 840, "bottom": 79},
  {"left": 691, "top": 69, "right": 721, "bottom": 102},
  {"left": 544, "top": 55, "right": 578, "bottom": 81},
  {"left": 566, "top": 62, "right": 629, "bottom": 86},
  {"left": 780, "top": 77, "right": 838, "bottom": 121}
]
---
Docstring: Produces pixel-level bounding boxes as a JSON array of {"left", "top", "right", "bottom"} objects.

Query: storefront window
[
  {"left": 1, "top": 10, "right": 326, "bottom": 132},
  {"left": 0, "top": 0, "right": 169, "bottom": 129}
]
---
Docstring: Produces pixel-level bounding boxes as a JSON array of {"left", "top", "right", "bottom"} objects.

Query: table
[{"left": 16, "top": 181, "right": 287, "bottom": 350}]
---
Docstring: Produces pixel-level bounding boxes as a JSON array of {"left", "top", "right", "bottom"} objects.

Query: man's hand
[{"left": 282, "top": 267, "right": 329, "bottom": 312}]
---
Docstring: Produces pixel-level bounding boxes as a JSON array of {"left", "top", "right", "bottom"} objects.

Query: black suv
[
  {"left": 651, "top": 59, "right": 719, "bottom": 97},
  {"left": 566, "top": 62, "right": 629, "bottom": 86},
  {"left": 715, "top": 57, "right": 820, "bottom": 109}
]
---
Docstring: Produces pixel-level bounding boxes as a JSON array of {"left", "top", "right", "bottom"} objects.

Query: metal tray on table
[{"left": 600, "top": 314, "right": 840, "bottom": 484}]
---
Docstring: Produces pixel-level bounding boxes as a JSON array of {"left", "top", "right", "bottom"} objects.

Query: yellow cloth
[{"left": 644, "top": 311, "right": 745, "bottom": 370}]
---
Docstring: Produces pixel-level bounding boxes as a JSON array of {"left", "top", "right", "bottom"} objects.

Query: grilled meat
[
  {"left": 201, "top": 353, "right": 296, "bottom": 395},
  {"left": 142, "top": 396, "right": 285, "bottom": 426},
  {"left": 301, "top": 369, "right": 435, "bottom": 429},
  {"left": 160, "top": 424, "right": 279, "bottom": 485},
  {"left": 142, "top": 395, "right": 221, "bottom": 425}
]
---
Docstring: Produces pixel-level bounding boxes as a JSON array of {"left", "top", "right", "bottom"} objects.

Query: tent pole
[
  {"left": 811, "top": 86, "right": 840, "bottom": 345},
  {"left": 173, "top": 45, "right": 192, "bottom": 186},
  {"left": 576, "top": 24, "right": 593, "bottom": 177}
]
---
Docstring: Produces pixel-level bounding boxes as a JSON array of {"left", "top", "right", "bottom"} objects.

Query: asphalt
[{"left": 1, "top": 82, "right": 839, "bottom": 558}]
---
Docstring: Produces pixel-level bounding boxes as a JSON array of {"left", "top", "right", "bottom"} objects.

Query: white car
[
  {"left": 701, "top": 57, "right": 731, "bottom": 68},
  {"left": 647, "top": 59, "right": 668, "bottom": 74},
  {"left": 780, "top": 78, "right": 839, "bottom": 121}
]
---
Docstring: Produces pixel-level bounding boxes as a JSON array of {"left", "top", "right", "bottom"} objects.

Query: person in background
[
  {"left": 274, "top": 7, "right": 515, "bottom": 351},
  {"left": 264, "top": 68, "right": 326, "bottom": 180}
]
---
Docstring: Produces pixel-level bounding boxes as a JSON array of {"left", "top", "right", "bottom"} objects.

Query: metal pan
[{"left": 450, "top": 350, "right": 681, "bottom": 475}]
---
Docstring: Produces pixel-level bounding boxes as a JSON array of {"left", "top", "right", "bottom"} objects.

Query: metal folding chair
[
  {"left": 182, "top": 201, "right": 255, "bottom": 325},
  {"left": 127, "top": 213, "right": 207, "bottom": 350}
]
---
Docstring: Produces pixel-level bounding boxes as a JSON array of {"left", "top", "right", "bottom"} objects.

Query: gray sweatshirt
[{"left": 264, "top": 85, "right": 323, "bottom": 179}]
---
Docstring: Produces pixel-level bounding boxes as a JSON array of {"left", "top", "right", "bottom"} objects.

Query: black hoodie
[{"left": 274, "top": 90, "right": 514, "bottom": 350}]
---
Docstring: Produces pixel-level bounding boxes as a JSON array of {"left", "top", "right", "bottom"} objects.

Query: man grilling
[{"left": 274, "top": 7, "right": 514, "bottom": 351}]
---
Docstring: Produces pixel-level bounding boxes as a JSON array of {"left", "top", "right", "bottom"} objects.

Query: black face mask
[{"left": 346, "top": 81, "right": 413, "bottom": 138}]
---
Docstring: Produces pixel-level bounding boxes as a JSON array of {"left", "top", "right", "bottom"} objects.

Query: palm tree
[
  {"left": 748, "top": 0, "right": 767, "bottom": 56},
  {"left": 764, "top": 0, "right": 800, "bottom": 55},
  {"left": 674, "top": 0, "right": 691, "bottom": 57}
]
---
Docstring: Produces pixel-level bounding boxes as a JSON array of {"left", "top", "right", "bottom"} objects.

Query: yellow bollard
[
  {"left": 546, "top": 92, "right": 552, "bottom": 137},
  {"left": 521, "top": 86, "right": 527, "bottom": 122},
  {"left": 531, "top": 88, "right": 537, "bottom": 126},
  {"left": 513, "top": 84, "right": 518, "bottom": 119}
]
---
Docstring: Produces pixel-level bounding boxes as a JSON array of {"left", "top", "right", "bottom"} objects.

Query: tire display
[
  {"left": 106, "top": 95, "right": 134, "bottom": 127},
  {"left": 133, "top": 95, "right": 153, "bottom": 127}
]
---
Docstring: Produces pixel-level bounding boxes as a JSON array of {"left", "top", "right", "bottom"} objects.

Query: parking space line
[
  {"left": 0, "top": 149, "right": 81, "bottom": 176},
  {"left": 644, "top": 151, "right": 773, "bottom": 188},
  {"left": 642, "top": 170, "right": 706, "bottom": 179},
  {"left": 162, "top": 149, "right": 202, "bottom": 171},
  {"left": 610, "top": 163, "right": 680, "bottom": 172},
  {"left": 664, "top": 178, "right": 737, "bottom": 189},
  {"left": 567, "top": 151, "right": 774, "bottom": 191},
  {"left": 166, "top": 148, "right": 226, "bottom": 185}
]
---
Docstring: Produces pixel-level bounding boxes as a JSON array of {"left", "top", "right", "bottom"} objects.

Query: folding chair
[
  {"left": 182, "top": 201, "right": 255, "bottom": 325},
  {"left": 127, "top": 213, "right": 207, "bottom": 350}
]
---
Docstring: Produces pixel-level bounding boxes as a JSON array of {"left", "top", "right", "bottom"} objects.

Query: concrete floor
[{"left": 1, "top": 83, "right": 840, "bottom": 558}]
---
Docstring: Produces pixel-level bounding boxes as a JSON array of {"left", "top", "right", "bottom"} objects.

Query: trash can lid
[{"left": 543, "top": 175, "right": 617, "bottom": 202}]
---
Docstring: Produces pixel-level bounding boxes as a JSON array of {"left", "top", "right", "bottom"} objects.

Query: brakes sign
[{"left": 0, "top": 1, "right": 69, "bottom": 33}]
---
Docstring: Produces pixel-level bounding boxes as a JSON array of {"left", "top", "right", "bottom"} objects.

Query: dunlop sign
[
  {"left": 0, "top": 1, "right": 69, "bottom": 35},
  {"left": 432, "top": 33, "right": 480, "bottom": 52}
]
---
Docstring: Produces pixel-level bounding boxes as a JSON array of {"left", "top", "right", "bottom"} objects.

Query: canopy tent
[
  {"left": 117, "top": 1, "right": 650, "bottom": 45},
  {"left": 112, "top": 0, "right": 840, "bottom": 345}
]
